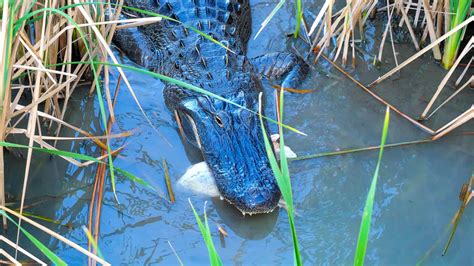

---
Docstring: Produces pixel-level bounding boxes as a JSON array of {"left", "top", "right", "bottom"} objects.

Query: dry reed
[{"left": 0, "top": 0, "right": 162, "bottom": 263}]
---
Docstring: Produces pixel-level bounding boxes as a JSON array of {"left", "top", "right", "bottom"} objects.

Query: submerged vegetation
[{"left": 0, "top": 0, "right": 472, "bottom": 264}]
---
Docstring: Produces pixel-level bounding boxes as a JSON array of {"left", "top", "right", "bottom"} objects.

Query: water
[{"left": 3, "top": 0, "right": 473, "bottom": 264}]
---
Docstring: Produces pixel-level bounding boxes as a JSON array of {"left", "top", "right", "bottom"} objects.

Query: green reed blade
[
  {"left": 189, "top": 200, "right": 223, "bottom": 266},
  {"left": 441, "top": 0, "right": 472, "bottom": 69},
  {"left": 0, "top": 141, "right": 156, "bottom": 192},
  {"left": 354, "top": 107, "right": 390, "bottom": 266},
  {"left": 294, "top": 0, "right": 302, "bottom": 38},
  {"left": 258, "top": 90, "right": 301, "bottom": 265},
  {"left": 49, "top": 60, "right": 306, "bottom": 136},
  {"left": 83, "top": 226, "right": 105, "bottom": 259},
  {"left": 254, "top": 0, "right": 286, "bottom": 39},
  {"left": 0, "top": 210, "right": 66, "bottom": 265}
]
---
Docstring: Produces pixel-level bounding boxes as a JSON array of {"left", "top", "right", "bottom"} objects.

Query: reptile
[{"left": 113, "top": 0, "right": 309, "bottom": 214}]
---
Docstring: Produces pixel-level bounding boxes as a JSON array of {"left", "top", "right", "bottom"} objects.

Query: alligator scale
[{"left": 114, "top": 0, "right": 308, "bottom": 214}]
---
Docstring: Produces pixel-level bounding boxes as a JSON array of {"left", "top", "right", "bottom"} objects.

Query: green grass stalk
[
  {"left": 291, "top": 139, "right": 432, "bottom": 161},
  {"left": 0, "top": 210, "right": 66, "bottom": 265},
  {"left": 83, "top": 226, "right": 105, "bottom": 259},
  {"left": 0, "top": 141, "right": 156, "bottom": 192},
  {"left": 294, "top": 0, "right": 302, "bottom": 38},
  {"left": 259, "top": 90, "right": 301, "bottom": 265},
  {"left": 441, "top": 0, "right": 472, "bottom": 69},
  {"left": 189, "top": 200, "right": 222, "bottom": 266},
  {"left": 354, "top": 107, "right": 390, "bottom": 266},
  {"left": 47, "top": 60, "right": 306, "bottom": 136}
]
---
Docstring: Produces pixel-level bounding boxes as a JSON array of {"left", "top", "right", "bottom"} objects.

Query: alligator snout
[
  {"left": 176, "top": 93, "right": 281, "bottom": 214},
  {"left": 242, "top": 186, "right": 279, "bottom": 213},
  {"left": 211, "top": 139, "right": 281, "bottom": 215}
]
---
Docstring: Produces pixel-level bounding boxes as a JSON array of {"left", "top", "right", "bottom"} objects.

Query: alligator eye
[{"left": 214, "top": 115, "right": 224, "bottom": 128}]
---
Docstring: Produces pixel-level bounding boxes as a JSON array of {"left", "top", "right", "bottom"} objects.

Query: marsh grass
[
  {"left": 1, "top": 205, "right": 110, "bottom": 265},
  {"left": 189, "top": 200, "right": 223, "bottom": 266},
  {"left": 441, "top": 0, "right": 472, "bottom": 68},
  {"left": 259, "top": 90, "right": 301, "bottom": 265},
  {"left": 0, "top": 0, "right": 165, "bottom": 262},
  {"left": 442, "top": 174, "right": 473, "bottom": 255},
  {"left": 306, "top": 0, "right": 472, "bottom": 68},
  {"left": 0, "top": 210, "right": 65, "bottom": 265},
  {"left": 302, "top": 0, "right": 472, "bottom": 137}
]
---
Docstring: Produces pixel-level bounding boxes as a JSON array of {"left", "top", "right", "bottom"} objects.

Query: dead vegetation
[
  {"left": 0, "top": 0, "right": 162, "bottom": 263},
  {"left": 303, "top": 0, "right": 472, "bottom": 138}
]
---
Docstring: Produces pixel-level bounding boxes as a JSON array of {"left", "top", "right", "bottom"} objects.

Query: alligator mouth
[{"left": 223, "top": 197, "right": 279, "bottom": 216}]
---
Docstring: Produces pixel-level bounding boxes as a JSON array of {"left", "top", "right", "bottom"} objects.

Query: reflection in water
[{"left": 212, "top": 198, "right": 279, "bottom": 240}]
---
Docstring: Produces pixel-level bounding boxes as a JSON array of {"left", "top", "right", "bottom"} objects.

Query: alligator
[{"left": 113, "top": 0, "right": 308, "bottom": 214}]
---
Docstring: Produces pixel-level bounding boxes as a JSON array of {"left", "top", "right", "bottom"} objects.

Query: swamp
[{"left": 0, "top": 0, "right": 473, "bottom": 265}]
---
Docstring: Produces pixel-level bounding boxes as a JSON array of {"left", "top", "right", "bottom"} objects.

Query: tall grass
[
  {"left": 304, "top": 0, "right": 471, "bottom": 70},
  {"left": 354, "top": 107, "right": 390, "bottom": 266},
  {"left": 0, "top": 0, "right": 158, "bottom": 262},
  {"left": 259, "top": 90, "right": 301, "bottom": 265}
]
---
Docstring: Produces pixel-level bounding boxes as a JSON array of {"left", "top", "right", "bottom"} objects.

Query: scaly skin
[{"left": 114, "top": 0, "right": 308, "bottom": 214}]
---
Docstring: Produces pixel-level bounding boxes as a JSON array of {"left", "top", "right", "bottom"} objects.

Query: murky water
[{"left": 4, "top": 0, "right": 473, "bottom": 265}]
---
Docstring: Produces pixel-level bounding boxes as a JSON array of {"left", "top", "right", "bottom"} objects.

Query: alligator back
[{"left": 123, "top": 0, "right": 254, "bottom": 97}]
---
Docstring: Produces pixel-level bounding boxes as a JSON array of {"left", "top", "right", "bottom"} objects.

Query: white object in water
[
  {"left": 271, "top": 134, "right": 297, "bottom": 159},
  {"left": 177, "top": 161, "right": 220, "bottom": 197}
]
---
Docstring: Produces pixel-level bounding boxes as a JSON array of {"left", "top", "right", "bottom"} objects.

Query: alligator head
[{"left": 174, "top": 85, "right": 281, "bottom": 215}]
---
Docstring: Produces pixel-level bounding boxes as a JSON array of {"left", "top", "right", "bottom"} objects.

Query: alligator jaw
[{"left": 177, "top": 138, "right": 297, "bottom": 215}]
